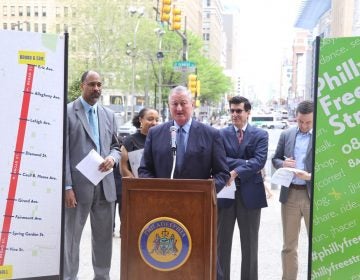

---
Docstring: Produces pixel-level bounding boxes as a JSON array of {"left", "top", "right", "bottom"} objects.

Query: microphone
[{"left": 170, "top": 126, "right": 177, "bottom": 152}]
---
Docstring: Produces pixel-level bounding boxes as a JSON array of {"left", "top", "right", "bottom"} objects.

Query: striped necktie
[{"left": 237, "top": 129, "right": 243, "bottom": 144}]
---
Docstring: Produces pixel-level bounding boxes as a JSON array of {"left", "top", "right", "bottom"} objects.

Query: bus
[{"left": 249, "top": 115, "right": 288, "bottom": 129}]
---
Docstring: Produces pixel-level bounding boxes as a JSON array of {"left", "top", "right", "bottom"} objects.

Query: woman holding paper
[{"left": 120, "top": 107, "right": 159, "bottom": 178}]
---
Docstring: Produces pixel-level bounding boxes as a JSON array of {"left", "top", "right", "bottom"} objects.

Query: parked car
[
  {"left": 117, "top": 121, "right": 137, "bottom": 137},
  {"left": 265, "top": 120, "right": 289, "bottom": 129}
]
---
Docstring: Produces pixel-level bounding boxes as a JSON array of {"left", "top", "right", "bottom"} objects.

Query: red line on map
[{"left": 0, "top": 65, "right": 35, "bottom": 265}]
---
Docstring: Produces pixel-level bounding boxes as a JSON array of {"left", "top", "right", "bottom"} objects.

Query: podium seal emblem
[{"left": 138, "top": 217, "right": 192, "bottom": 271}]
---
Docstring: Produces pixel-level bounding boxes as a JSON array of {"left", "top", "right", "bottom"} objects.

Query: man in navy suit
[
  {"left": 218, "top": 96, "right": 269, "bottom": 280},
  {"left": 138, "top": 86, "right": 230, "bottom": 279},
  {"left": 138, "top": 85, "right": 229, "bottom": 193}
]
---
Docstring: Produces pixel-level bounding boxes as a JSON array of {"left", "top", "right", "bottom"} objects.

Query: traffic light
[
  {"left": 172, "top": 8, "right": 181, "bottom": 30},
  {"left": 188, "top": 74, "right": 197, "bottom": 96},
  {"left": 161, "top": 0, "right": 171, "bottom": 22},
  {"left": 196, "top": 80, "right": 201, "bottom": 96}
]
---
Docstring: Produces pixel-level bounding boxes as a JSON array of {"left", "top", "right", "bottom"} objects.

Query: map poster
[
  {"left": 311, "top": 36, "right": 360, "bottom": 279},
  {"left": 0, "top": 30, "right": 66, "bottom": 279}
]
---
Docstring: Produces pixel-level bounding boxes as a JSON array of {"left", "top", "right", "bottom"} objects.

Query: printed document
[
  {"left": 217, "top": 180, "right": 236, "bottom": 199},
  {"left": 76, "top": 149, "right": 113, "bottom": 185},
  {"left": 271, "top": 167, "right": 302, "bottom": 187},
  {"left": 128, "top": 148, "right": 144, "bottom": 178}
]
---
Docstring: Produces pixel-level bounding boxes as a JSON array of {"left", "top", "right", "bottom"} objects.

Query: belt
[{"left": 289, "top": 183, "right": 306, "bottom": 190}]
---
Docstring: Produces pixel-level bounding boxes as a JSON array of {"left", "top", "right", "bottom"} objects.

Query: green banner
[{"left": 311, "top": 37, "right": 360, "bottom": 279}]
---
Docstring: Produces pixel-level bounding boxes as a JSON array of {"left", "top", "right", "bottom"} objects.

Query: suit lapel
[{"left": 74, "top": 98, "right": 97, "bottom": 148}]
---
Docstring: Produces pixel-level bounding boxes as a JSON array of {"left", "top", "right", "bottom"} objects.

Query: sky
[{"left": 222, "top": 0, "right": 301, "bottom": 100}]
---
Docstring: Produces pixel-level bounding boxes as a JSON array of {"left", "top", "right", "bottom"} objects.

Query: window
[
  {"left": 203, "top": 33, "right": 210, "bottom": 41},
  {"left": 3, "top": 6, "right": 7, "bottom": 16},
  {"left": 72, "top": 7, "right": 76, "bottom": 17},
  {"left": 11, "top": 6, "right": 15, "bottom": 16},
  {"left": 64, "top": 6, "right": 68, "bottom": 17},
  {"left": 42, "top": 23, "right": 46, "bottom": 33},
  {"left": 3, "top": 23, "right": 7, "bottom": 29},
  {"left": 34, "top": 23, "right": 38, "bottom": 32},
  {"left": 18, "top": 6, "right": 23, "bottom": 16},
  {"left": 56, "top": 24, "right": 60, "bottom": 33},
  {"left": 42, "top": 6, "right": 46, "bottom": 17},
  {"left": 25, "top": 22, "right": 30, "bottom": 31},
  {"left": 64, "top": 24, "right": 68, "bottom": 32},
  {"left": 206, "top": 0, "right": 211, "bottom": 6},
  {"left": 56, "top": 7, "right": 60, "bottom": 17},
  {"left": 34, "top": 6, "right": 38, "bottom": 17},
  {"left": 26, "top": 6, "right": 30, "bottom": 16}
]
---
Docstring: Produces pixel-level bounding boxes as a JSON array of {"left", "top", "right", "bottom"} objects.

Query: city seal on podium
[{"left": 138, "top": 217, "right": 192, "bottom": 271}]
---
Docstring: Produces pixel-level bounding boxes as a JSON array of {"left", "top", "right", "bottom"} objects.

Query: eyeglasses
[{"left": 229, "top": 109, "right": 244, "bottom": 114}]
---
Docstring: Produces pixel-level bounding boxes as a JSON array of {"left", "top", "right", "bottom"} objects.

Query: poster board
[
  {"left": 0, "top": 30, "right": 67, "bottom": 279},
  {"left": 311, "top": 36, "right": 360, "bottom": 279}
]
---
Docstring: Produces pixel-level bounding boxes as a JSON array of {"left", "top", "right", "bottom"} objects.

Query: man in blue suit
[
  {"left": 138, "top": 86, "right": 229, "bottom": 279},
  {"left": 138, "top": 85, "right": 229, "bottom": 193},
  {"left": 218, "top": 96, "right": 269, "bottom": 280}
]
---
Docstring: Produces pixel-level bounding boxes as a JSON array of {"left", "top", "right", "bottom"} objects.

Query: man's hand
[
  {"left": 99, "top": 156, "right": 115, "bottom": 172},
  {"left": 65, "top": 189, "right": 77, "bottom": 208},
  {"left": 226, "top": 170, "right": 238, "bottom": 186},
  {"left": 283, "top": 157, "right": 296, "bottom": 168}
]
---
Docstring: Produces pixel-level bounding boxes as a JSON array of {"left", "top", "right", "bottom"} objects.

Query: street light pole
[
  {"left": 154, "top": 28, "right": 165, "bottom": 116},
  {"left": 125, "top": 6, "right": 144, "bottom": 122}
]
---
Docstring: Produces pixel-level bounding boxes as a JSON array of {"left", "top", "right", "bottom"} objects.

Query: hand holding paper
[
  {"left": 76, "top": 149, "right": 113, "bottom": 186},
  {"left": 270, "top": 167, "right": 303, "bottom": 187}
]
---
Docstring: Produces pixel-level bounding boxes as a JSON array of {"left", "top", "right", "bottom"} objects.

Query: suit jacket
[
  {"left": 138, "top": 120, "right": 230, "bottom": 193},
  {"left": 65, "top": 98, "right": 120, "bottom": 203},
  {"left": 218, "top": 124, "right": 269, "bottom": 209},
  {"left": 272, "top": 126, "right": 313, "bottom": 203}
]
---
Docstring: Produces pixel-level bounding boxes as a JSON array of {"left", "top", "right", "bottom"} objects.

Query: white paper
[
  {"left": 76, "top": 149, "right": 113, "bottom": 185},
  {"left": 217, "top": 180, "right": 236, "bottom": 199},
  {"left": 271, "top": 167, "right": 302, "bottom": 187},
  {"left": 127, "top": 148, "right": 144, "bottom": 178}
]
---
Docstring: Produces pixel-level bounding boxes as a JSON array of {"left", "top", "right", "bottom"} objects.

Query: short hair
[
  {"left": 296, "top": 100, "right": 313, "bottom": 115},
  {"left": 228, "top": 96, "right": 252, "bottom": 112},
  {"left": 80, "top": 71, "right": 89, "bottom": 83},
  {"left": 168, "top": 85, "right": 193, "bottom": 102}
]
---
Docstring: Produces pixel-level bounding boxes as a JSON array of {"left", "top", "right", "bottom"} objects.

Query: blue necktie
[
  {"left": 176, "top": 127, "right": 185, "bottom": 170},
  {"left": 88, "top": 107, "right": 100, "bottom": 153}
]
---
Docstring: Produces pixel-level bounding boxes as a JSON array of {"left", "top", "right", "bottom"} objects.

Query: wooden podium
[{"left": 120, "top": 178, "right": 217, "bottom": 280}]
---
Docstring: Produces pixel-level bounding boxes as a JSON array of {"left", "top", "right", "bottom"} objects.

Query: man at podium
[
  {"left": 137, "top": 85, "right": 229, "bottom": 279},
  {"left": 138, "top": 85, "right": 230, "bottom": 193}
]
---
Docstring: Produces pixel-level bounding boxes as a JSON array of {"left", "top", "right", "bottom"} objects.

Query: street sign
[{"left": 173, "top": 61, "right": 196, "bottom": 72}]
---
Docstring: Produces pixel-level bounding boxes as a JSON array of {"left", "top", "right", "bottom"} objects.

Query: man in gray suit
[
  {"left": 64, "top": 70, "right": 120, "bottom": 280},
  {"left": 272, "top": 100, "right": 313, "bottom": 280}
]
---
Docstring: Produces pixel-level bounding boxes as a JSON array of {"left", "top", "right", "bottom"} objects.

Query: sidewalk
[{"left": 78, "top": 188, "right": 308, "bottom": 279}]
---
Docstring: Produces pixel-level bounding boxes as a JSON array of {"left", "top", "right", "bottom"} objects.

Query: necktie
[
  {"left": 237, "top": 129, "right": 243, "bottom": 144},
  {"left": 88, "top": 107, "right": 100, "bottom": 152},
  {"left": 176, "top": 127, "right": 185, "bottom": 170}
]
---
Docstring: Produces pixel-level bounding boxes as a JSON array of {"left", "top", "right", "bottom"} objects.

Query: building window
[
  {"left": 34, "top": 23, "right": 38, "bottom": 32},
  {"left": 72, "top": 27, "right": 76, "bottom": 34},
  {"left": 42, "top": 23, "right": 46, "bottom": 33},
  {"left": 25, "top": 22, "right": 30, "bottom": 31},
  {"left": 203, "top": 33, "right": 210, "bottom": 41},
  {"left": 64, "top": 7, "right": 68, "bottom": 17},
  {"left": 3, "top": 23, "right": 7, "bottom": 29},
  {"left": 11, "top": 6, "right": 15, "bottom": 16},
  {"left": 64, "top": 24, "right": 68, "bottom": 32},
  {"left": 207, "top": 0, "right": 211, "bottom": 7},
  {"left": 56, "top": 24, "right": 60, "bottom": 33},
  {"left": 34, "top": 6, "right": 38, "bottom": 17},
  {"left": 56, "top": 7, "right": 60, "bottom": 17},
  {"left": 26, "top": 6, "right": 30, "bottom": 16},
  {"left": 18, "top": 6, "right": 23, "bottom": 16},
  {"left": 42, "top": 6, "right": 46, "bottom": 17},
  {"left": 3, "top": 6, "right": 7, "bottom": 16},
  {"left": 72, "top": 7, "right": 76, "bottom": 17}
]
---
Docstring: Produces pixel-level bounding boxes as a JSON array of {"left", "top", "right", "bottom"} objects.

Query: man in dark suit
[
  {"left": 218, "top": 96, "right": 269, "bottom": 280},
  {"left": 272, "top": 100, "right": 313, "bottom": 280},
  {"left": 138, "top": 86, "right": 229, "bottom": 279},
  {"left": 138, "top": 85, "right": 229, "bottom": 193},
  {"left": 64, "top": 70, "right": 120, "bottom": 280}
]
